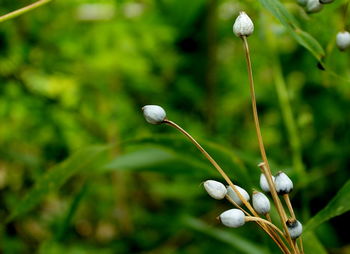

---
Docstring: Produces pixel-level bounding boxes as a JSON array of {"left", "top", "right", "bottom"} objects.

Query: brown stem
[
  {"left": 242, "top": 35, "right": 296, "bottom": 252},
  {"left": 245, "top": 217, "right": 285, "bottom": 240},
  {"left": 163, "top": 119, "right": 257, "bottom": 216},
  {"left": 298, "top": 237, "right": 304, "bottom": 254},
  {"left": 266, "top": 213, "right": 272, "bottom": 223},
  {"left": 283, "top": 194, "right": 296, "bottom": 219},
  {"left": 225, "top": 195, "right": 250, "bottom": 216}
]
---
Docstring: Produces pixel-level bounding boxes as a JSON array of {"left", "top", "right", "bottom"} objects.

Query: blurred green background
[{"left": 0, "top": 0, "right": 350, "bottom": 253}]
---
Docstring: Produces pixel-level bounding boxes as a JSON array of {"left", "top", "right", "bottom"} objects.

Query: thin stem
[
  {"left": 242, "top": 35, "right": 296, "bottom": 253},
  {"left": 283, "top": 194, "right": 296, "bottom": 220},
  {"left": 242, "top": 34, "right": 291, "bottom": 232},
  {"left": 293, "top": 239, "right": 300, "bottom": 254},
  {"left": 163, "top": 119, "right": 258, "bottom": 217},
  {"left": 298, "top": 237, "right": 304, "bottom": 254},
  {"left": 163, "top": 121, "right": 291, "bottom": 253},
  {"left": 225, "top": 195, "right": 250, "bottom": 216},
  {"left": 245, "top": 217, "right": 285, "bottom": 239},
  {"left": 227, "top": 194, "right": 289, "bottom": 253},
  {"left": 266, "top": 213, "right": 272, "bottom": 223},
  {"left": 0, "top": 0, "right": 52, "bottom": 23}
]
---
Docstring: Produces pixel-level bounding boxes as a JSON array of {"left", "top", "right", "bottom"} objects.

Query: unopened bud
[
  {"left": 274, "top": 171, "right": 293, "bottom": 195},
  {"left": 203, "top": 180, "right": 227, "bottom": 200},
  {"left": 219, "top": 209, "right": 245, "bottom": 228},
  {"left": 336, "top": 31, "right": 350, "bottom": 51},
  {"left": 252, "top": 191, "right": 270, "bottom": 215},
  {"left": 233, "top": 11, "right": 254, "bottom": 37},
  {"left": 286, "top": 219, "right": 303, "bottom": 239},
  {"left": 227, "top": 185, "right": 250, "bottom": 205},
  {"left": 142, "top": 105, "right": 166, "bottom": 124},
  {"left": 260, "top": 174, "right": 275, "bottom": 192},
  {"left": 306, "top": 0, "right": 323, "bottom": 13}
]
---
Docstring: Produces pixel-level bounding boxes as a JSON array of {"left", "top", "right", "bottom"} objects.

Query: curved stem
[
  {"left": 245, "top": 217, "right": 285, "bottom": 239},
  {"left": 0, "top": 0, "right": 52, "bottom": 23},
  {"left": 163, "top": 119, "right": 257, "bottom": 216},
  {"left": 164, "top": 119, "right": 292, "bottom": 253}
]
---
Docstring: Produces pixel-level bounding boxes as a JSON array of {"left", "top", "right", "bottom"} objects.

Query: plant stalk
[
  {"left": 0, "top": 0, "right": 52, "bottom": 23},
  {"left": 242, "top": 36, "right": 296, "bottom": 253},
  {"left": 164, "top": 119, "right": 289, "bottom": 253}
]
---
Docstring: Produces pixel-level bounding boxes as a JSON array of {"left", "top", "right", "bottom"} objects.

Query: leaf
[
  {"left": 102, "top": 147, "right": 176, "bottom": 170},
  {"left": 6, "top": 145, "right": 110, "bottom": 222},
  {"left": 182, "top": 216, "right": 269, "bottom": 254},
  {"left": 304, "top": 179, "right": 350, "bottom": 232},
  {"left": 127, "top": 135, "right": 255, "bottom": 188},
  {"left": 258, "top": 0, "right": 325, "bottom": 62},
  {"left": 101, "top": 146, "right": 212, "bottom": 175},
  {"left": 303, "top": 232, "right": 328, "bottom": 254}
]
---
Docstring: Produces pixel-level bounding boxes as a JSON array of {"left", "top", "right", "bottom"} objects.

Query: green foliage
[
  {"left": 1, "top": 0, "right": 350, "bottom": 253},
  {"left": 305, "top": 179, "right": 350, "bottom": 232},
  {"left": 6, "top": 145, "right": 110, "bottom": 222},
  {"left": 258, "top": 0, "right": 325, "bottom": 62}
]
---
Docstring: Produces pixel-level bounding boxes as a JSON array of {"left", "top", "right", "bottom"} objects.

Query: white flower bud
[
  {"left": 142, "top": 105, "right": 166, "bottom": 124},
  {"left": 233, "top": 11, "right": 254, "bottom": 37},
  {"left": 319, "top": 0, "right": 334, "bottom": 3},
  {"left": 306, "top": 0, "right": 323, "bottom": 13},
  {"left": 286, "top": 219, "right": 303, "bottom": 239},
  {"left": 203, "top": 180, "right": 227, "bottom": 200},
  {"left": 259, "top": 174, "right": 275, "bottom": 192},
  {"left": 226, "top": 185, "right": 250, "bottom": 205},
  {"left": 274, "top": 171, "right": 293, "bottom": 195},
  {"left": 219, "top": 209, "right": 245, "bottom": 228},
  {"left": 252, "top": 191, "right": 270, "bottom": 215},
  {"left": 336, "top": 31, "right": 350, "bottom": 51},
  {"left": 297, "top": 0, "right": 308, "bottom": 6}
]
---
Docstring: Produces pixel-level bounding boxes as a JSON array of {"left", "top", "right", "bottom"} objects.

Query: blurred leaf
[
  {"left": 6, "top": 145, "right": 110, "bottom": 222},
  {"left": 258, "top": 0, "right": 325, "bottom": 62},
  {"left": 128, "top": 135, "right": 255, "bottom": 188},
  {"left": 183, "top": 216, "right": 269, "bottom": 254},
  {"left": 303, "top": 231, "right": 327, "bottom": 254},
  {"left": 55, "top": 182, "right": 89, "bottom": 241},
  {"left": 101, "top": 146, "right": 212, "bottom": 175},
  {"left": 103, "top": 147, "right": 176, "bottom": 170},
  {"left": 304, "top": 179, "right": 350, "bottom": 232}
]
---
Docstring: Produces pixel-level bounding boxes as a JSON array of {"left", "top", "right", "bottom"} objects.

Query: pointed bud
[
  {"left": 203, "top": 180, "right": 227, "bottom": 200},
  {"left": 336, "top": 31, "right": 350, "bottom": 51},
  {"left": 233, "top": 11, "right": 254, "bottom": 37},
  {"left": 226, "top": 185, "right": 250, "bottom": 205},
  {"left": 319, "top": 0, "right": 334, "bottom": 3},
  {"left": 286, "top": 219, "right": 303, "bottom": 239},
  {"left": 142, "top": 105, "right": 166, "bottom": 124},
  {"left": 219, "top": 209, "right": 245, "bottom": 228},
  {"left": 260, "top": 173, "right": 275, "bottom": 192},
  {"left": 274, "top": 171, "right": 293, "bottom": 195},
  {"left": 306, "top": 0, "right": 323, "bottom": 13},
  {"left": 252, "top": 191, "right": 271, "bottom": 215}
]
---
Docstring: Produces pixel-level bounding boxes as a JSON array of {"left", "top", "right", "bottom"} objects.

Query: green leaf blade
[{"left": 304, "top": 179, "right": 350, "bottom": 232}]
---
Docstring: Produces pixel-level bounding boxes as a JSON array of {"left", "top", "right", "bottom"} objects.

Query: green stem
[{"left": 0, "top": 0, "right": 52, "bottom": 23}]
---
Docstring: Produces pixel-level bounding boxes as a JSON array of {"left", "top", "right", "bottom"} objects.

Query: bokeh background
[{"left": 0, "top": 0, "right": 350, "bottom": 253}]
